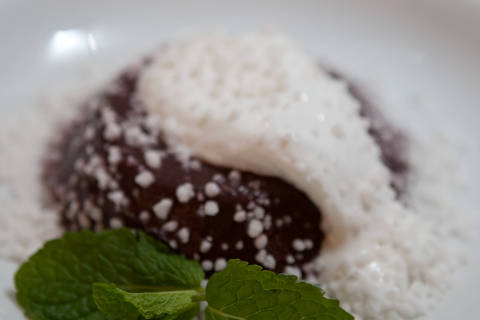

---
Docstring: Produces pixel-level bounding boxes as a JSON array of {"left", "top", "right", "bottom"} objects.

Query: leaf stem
[
  {"left": 207, "top": 306, "right": 246, "bottom": 320},
  {"left": 192, "top": 288, "right": 206, "bottom": 302}
]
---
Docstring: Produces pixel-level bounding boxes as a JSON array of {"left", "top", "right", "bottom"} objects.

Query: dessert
[
  {"left": 43, "top": 68, "right": 324, "bottom": 275},
  {"left": 0, "top": 32, "right": 466, "bottom": 320},
  {"left": 43, "top": 36, "right": 407, "bottom": 278}
]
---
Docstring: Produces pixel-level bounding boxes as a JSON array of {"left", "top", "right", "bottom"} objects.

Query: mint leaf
[
  {"left": 91, "top": 284, "right": 139, "bottom": 320},
  {"left": 205, "top": 260, "right": 354, "bottom": 320},
  {"left": 15, "top": 229, "right": 204, "bottom": 320},
  {"left": 92, "top": 283, "right": 202, "bottom": 320},
  {"left": 15, "top": 230, "right": 354, "bottom": 320}
]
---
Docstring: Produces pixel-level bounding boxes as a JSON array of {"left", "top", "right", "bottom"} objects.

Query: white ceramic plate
[{"left": 1, "top": 0, "right": 479, "bottom": 319}]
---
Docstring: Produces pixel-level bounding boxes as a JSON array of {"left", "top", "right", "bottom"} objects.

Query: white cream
[
  {"left": 136, "top": 32, "right": 461, "bottom": 320},
  {"left": 139, "top": 32, "right": 396, "bottom": 240}
]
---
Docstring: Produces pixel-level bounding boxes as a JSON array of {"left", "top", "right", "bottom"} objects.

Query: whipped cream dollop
[{"left": 137, "top": 32, "right": 459, "bottom": 319}]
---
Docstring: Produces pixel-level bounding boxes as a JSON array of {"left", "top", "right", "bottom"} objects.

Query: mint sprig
[
  {"left": 93, "top": 283, "right": 202, "bottom": 320},
  {"left": 14, "top": 229, "right": 204, "bottom": 320},
  {"left": 15, "top": 229, "right": 353, "bottom": 320},
  {"left": 206, "top": 260, "right": 353, "bottom": 320}
]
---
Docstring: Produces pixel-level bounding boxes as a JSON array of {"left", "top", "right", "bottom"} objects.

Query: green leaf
[
  {"left": 15, "top": 228, "right": 204, "bottom": 320},
  {"left": 205, "top": 259, "right": 354, "bottom": 320},
  {"left": 92, "top": 283, "right": 201, "bottom": 320},
  {"left": 91, "top": 284, "right": 139, "bottom": 320}
]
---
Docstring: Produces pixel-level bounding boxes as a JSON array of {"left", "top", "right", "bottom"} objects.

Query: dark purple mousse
[
  {"left": 43, "top": 64, "right": 409, "bottom": 278},
  {"left": 43, "top": 67, "right": 323, "bottom": 276}
]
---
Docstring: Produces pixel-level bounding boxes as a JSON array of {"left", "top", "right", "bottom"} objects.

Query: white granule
[
  {"left": 84, "top": 125, "right": 95, "bottom": 140},
  {"left": 212, "top": 173, "right": 225, "bottom": 183},
  {"left": 204, "top": 200, "right": 219, "bottom": 216},
  {"left": 235, "top": 240, "right": 244, "bottom": 250},
  {"left": 200, "top": 240, "right": 212, "bottom": 253},
  {"left": 144, "top": 149, "right": 163, "bottom": 169},
  {"left": 176, "top": 183, "right": 195, "bottom": 203},
  {"left": 107, "top": 190, "right": 126, "bottom": 207},
  {"left": 292, "top": 239, "right": 307, "bottom": 252},
  {"left": 254, "top": 234, "right": 268, "bottom": 249},
  {"left": 233, "top": 210, "right": 247, "bottom": 222},
  {"left": 103, "top": 122, "right": 122, "bottom": 141},
  {"left": 124, "top": 125, "right": 152, "bottom": 146},
  {"left": 137, "top": 31, "right": 470, "bottom": 320},
  {"left": 139, "top": 211, "right": 150, "bottom": 222},
  {"left": 284, "top": 266, "right": 301, "bottom": 278},
  {"left": 169, "top": 239, "right": 178, "bottom": 249},
  {"left": 78, "top": 213, "right": 91, "bottom": 228},
  {"left": 94, "top": 167, "right": 111, "bottom": 190},
  {"left": 109, "top": 217, "right": 123, "bottom": 229},
  {"left": 101, "top": 107, "right": 116, "bottom": 122},
  {"left": 204, "top": 181, "right": 221, "bottom": 197},
  {"left": 107, "top": 146, "right": 122, "bottom": 165},
  {"left": 228, "top": 170, "right": 241, "bottom": 182},
  {"left": 162, "top": 221, "right": 178, "bottom": 232},
  {"left": 201, "top": 260, "right": 213, "bottom": 271},
  {"left": 177, "top": 227, "right": 190, "bottom": 243},
  {"left": 152, "top": 198, "right": 173, "bottom": 219},
  {"left": 214, "top": 258, "right": 227, "bottom": 271},
  {"left": 188, "top": 159, "right": 202, "bottom": 170},
  {"left": 253, "top": 206, "right": 265, "bottom": 219},
  {"left": 264, "top": 254, "right": 276, "bottom": 269},
  {"left": 264, "top": 215, "right": 272, "bottom": 230},
  {"left": 255, "top": 249, "right": 276, "bottom": 269},
  {"left": 247, "top": 219, "right": 263, "bottom": 238},
  {"left": 134, "top": 170, "right": 155, "bottom": 188}
]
